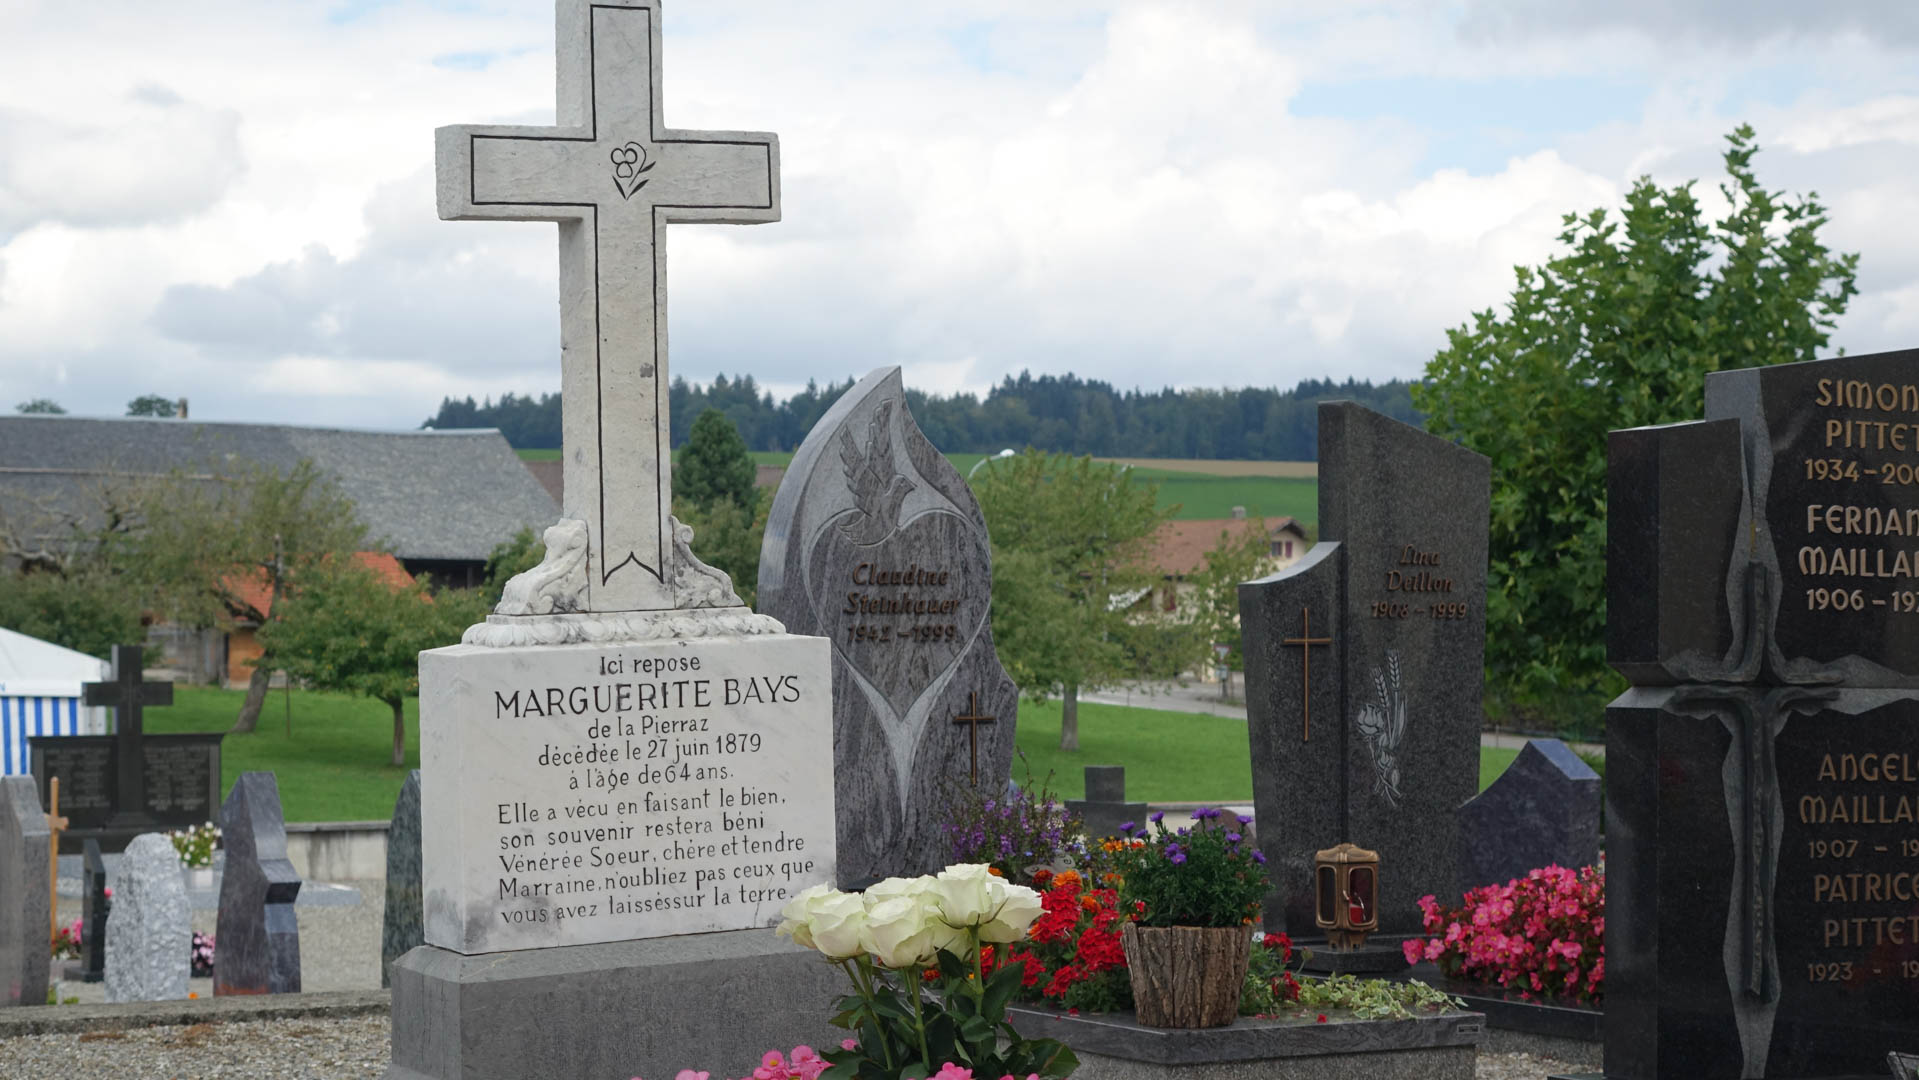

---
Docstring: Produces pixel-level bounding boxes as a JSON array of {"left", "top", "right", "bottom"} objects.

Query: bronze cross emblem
[
  {"left": 951, "top": 692, "right": 997, "bottom": 787},
  {"left": 1282, "top": 607, "right": 1332, "bottom": 742},
  {"left": 46, "top": 776, "right": 69, "bottom": 949}
]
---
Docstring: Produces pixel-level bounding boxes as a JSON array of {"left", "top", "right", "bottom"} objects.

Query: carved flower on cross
[{"left": 611, "top": 141, "right": 655, "bottom": 200}]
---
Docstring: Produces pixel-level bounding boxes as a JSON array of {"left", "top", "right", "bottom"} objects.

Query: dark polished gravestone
[
  {"left": 1241, "top": 401, "right": 1490, "bottom": 941},
  {"left": 1606, "top": 346, "right": 1919, "bottom": 1079},
  {"left": 214, "top": 773, "right": 301, "bottom": 996},
  {"left": 0, "top": 776, "right": 51, "bottom": 1007},
  {"left": 28, "top": 645, "right": 222, "bottom": 854},
  {"left": 381, "top": 770, "right": 422, "bottom": 989},
  {"left": 66, "top": 839, "right": 110, "bottom": 983},
  {"left": 759, "top": 366, "right": 1019, "bottom": 886},
  {"left": 1067, "top": 766, "right": 1149, "bottom": 843},
  {"left": 1455, "top": 739, "right": 1600, "bottom": 893}
]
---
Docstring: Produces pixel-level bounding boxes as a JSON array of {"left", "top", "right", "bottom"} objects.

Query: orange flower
[
  {"left": 188, "top": 992, "right": 198, "bottom": 999},
  {"left": 987, "top": 866, "right": 1004, "bottom": 878},
  {"left": 1055, "top": 870, "right": 1082, "bottom": 891}
]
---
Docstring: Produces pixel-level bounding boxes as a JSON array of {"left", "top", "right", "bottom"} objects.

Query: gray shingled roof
[{"left": 0, "top": 415, "right": 558, "bottom": 563}]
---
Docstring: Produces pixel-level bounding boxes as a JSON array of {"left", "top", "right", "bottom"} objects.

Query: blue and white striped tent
[{"left": 0, "top": 626, "right": 110, "bottom": 776}]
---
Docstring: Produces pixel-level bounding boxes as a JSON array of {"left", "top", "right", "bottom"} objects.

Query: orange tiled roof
[
  {"left": 226, "top": 551, "right": 413, "bottom": 620},
  {"left": 1146, "top": 517, "right": 1304, "bottom": 577}
]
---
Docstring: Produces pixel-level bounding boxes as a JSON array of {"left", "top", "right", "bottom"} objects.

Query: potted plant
[
  {"left": 169, "top": 822, "right": 220, "bottom": 889},
  {"left": 1111, "top": 808, "right": 1268, "bottom": 1028}
]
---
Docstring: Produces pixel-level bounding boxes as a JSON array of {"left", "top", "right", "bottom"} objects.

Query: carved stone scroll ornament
[{"left": 494, "top": 519, "right": 590, "bottom": 616}]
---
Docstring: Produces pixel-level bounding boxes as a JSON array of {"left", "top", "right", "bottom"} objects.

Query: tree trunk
[
  {"left": 231, "top": 664, "right": 271, "bottom": 734},
  {"left": 390, "top": 698, "right": 406, "bottom": 768},
  {"left": 1060, "top": 683, "right": 1080, "bottom": 751}
]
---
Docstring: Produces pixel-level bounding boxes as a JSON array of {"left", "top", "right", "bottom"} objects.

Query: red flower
[{"left": 1316, "top": 1014, "right": 1327, "bottom": 1023}]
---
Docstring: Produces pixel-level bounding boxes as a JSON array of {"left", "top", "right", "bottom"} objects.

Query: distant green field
[{"left": 517, "top": 448, "right": 1318, "bottom": 524}]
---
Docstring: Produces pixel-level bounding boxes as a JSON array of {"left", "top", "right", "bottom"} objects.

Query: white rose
[
  {"left": 863, "top": 875, "right": 932, "bottom": 906},
  {"left": 861, "top": 895, "right": 965, "bottom": 968},
  {"left": 978, "top": 883, "right": 1044, "bottom": 943},
  {"left": 775, "top": 883, "right": 835, "bottom": 950},
  {"left": 928, "top": 863, "right": 998, "bottom": 930},
  {"left": 808, "top": 891, "right": 869, "bottom": 959}
]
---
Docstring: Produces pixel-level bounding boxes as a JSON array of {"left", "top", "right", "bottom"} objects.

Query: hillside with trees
[{"left": 422, "top": 373, "right": 1418, "bottom": 459}]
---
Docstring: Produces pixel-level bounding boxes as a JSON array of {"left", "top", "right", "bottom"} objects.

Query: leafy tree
[
  {"left": 674, "top": 488, "right": 768, "bottom": 608},
  {"left": 0, "top": 570, "right": 143, "bottom": 659},
  {"left": 482, "top": 527, "right": 545, "bottom": 606},
  {"left": 973, "top": 452, "right": 1172, "bottom": 750},
  {"left": 1415, "top": 125, "right": 1859, "bottom": 708},
  {"left": 125, "top": 395, "right": 179, "bottom": 418},
  {"left": 15, "top": 398, "right": 65, "bottom": 414},
  {"left": 259, "top": 562, "right": 488, "bottom": 765},
  {"left": 676, "top": 408, "right": 756, "bottom": 511},
  {"left": 129, "top": 460, "right": 367, "bottom": 734},
  {"left": 1187, "top": 519, "right": 1280, "bottom": 674}
]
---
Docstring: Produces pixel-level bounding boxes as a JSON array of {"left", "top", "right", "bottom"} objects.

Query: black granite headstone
[
  {"left": 70, "top": 839, "right": 110, "bottom": 983},
  {"left": 1454, "top": 739, "right": 1600, "bottom": 893},
  {"left": 382, "top": 770, "right": 422, "bottom": 989},
  {"left": 0, "top": 775, "right": 50, "bottom": 1007},
  {"left": 1241, "top": 401, "right": 1490, "bottom": 939},
  {"left": 27, "top": 645, "right": 221, "bottom": 853},
  {"left": 759, "top": 366, "right": 1019, "bottom": 886},
  {"left": 213, "top": 772, "right": 301, "bottom": 996},
  {"left": 1065, "top": 766, "right": 1148, "bottom": 842},
  {"left": 1607, "top": 346, "right": 1919, "bottom": 1078}
]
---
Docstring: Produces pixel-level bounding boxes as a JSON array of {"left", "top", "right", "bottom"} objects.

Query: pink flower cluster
[
  {"left": 1399, "top": 864, "right": 1605, "bottom": 1004},
  {"left": 631, "top": 1045, "right": 1039, "bottom": 1080}
]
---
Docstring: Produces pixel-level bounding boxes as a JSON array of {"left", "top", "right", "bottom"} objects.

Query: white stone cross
[{"left": 436, "top": 0, "right": 779, "bottom": 613}]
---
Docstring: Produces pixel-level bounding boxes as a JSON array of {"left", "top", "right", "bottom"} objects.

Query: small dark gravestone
[
  {"left": 214, "top": 772, "right": 301, "bottom": 996},
  {"left": 1066, "top": 766, "right": 1148, "bottom": 843},
  {"left": 72, "top": 840, "right": 110, "bottom": 982},
  {"left": 381, "top": 770, "right": 423, "bottom": 989},
  {"left": 760, "top": 366, "right": 1018, "bottom": 885},
  {"left": 1454, "top": 739, "right": 1599, "bottom": 892},
  {"left": 1606, "top": 346, "right": 1919, "bottom": 1078},
  {"left": 1241, "top": 401, "right": 1490, "bottom": 940},
  {"left": 0, "top": 776, "right": 51, "bottom": 1007}
]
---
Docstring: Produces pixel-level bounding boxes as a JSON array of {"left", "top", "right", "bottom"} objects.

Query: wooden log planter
[{"left": 1120, "top": 923, "right": 1251, "bottom": 1028}]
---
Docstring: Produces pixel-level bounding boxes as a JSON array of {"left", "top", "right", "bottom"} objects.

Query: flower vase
[
  {"left": 1120, "top": 923, "right": 1250, "bottom": 1028},
  {"left": 185, "top": 867, "right": 215, "bottom": 891}
]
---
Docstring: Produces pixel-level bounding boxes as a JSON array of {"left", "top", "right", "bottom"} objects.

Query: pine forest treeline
[{"left": 422, "top": 373, "right": 1419, "bottom": 461}]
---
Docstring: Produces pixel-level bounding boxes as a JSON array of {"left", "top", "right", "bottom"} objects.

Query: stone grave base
[
  {"left": 386, "top": 928, "right": 844, "bottom": 1080},
  {"left": 1006, "top": 1003, "right": 1483, "bottom": 1080},
  {"left": 1299, "top": 940, "right": 1412, "bottom": 975}
]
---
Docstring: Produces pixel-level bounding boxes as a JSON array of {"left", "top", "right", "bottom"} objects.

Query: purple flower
[
  {"left": 1236, "top": 813, "right": 1252, "bottom": 826},
  {"left": 1170, "top": 852, "right": 1187, "bottom": 865},
  {"left": 1190, "top": 808, "right": 1207, "bottom": 821},
  {"left": 1226, "top": 832, "right": 1243, "bottom": 843},
  {"left": 1119, "top": 821, "right": 1137, "bottom": 835},
  {"left": 1149, "top": 811, "right": 1164, "bottom": 825},
  {"left": 1252, "top": 851, "right": 1267, "bottom": 864}
]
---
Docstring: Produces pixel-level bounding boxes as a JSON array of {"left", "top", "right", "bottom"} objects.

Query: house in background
[
  {"left": 1130, "top": 513, "right": 1311, "bottom": 615},
  {"left": 1, "top": 414, "right": 556, "bottom": 683}
]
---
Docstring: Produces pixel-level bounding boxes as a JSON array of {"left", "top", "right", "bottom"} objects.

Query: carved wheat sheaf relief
[{"left": 1355, "top": 650, "right": 1409, "bottom": 808}]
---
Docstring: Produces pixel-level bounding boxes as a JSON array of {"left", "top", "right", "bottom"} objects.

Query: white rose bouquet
[{"left": 776, "top": 864, "right": 1073, "bottom": 1080}]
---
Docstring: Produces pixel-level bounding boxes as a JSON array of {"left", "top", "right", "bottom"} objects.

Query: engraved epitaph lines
[
  {"left": 1282, "top": 607, "right": 1332, "bottom": 742},
  {"left": 441, "top": 1, "right": 777, "bottom": 611}
]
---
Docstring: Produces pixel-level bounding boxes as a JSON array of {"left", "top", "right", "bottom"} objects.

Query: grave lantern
[{"left": 1313, "top": 842, "right": 1380, "bottom": 950}]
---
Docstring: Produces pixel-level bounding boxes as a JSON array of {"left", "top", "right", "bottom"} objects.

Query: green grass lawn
[
  {"left": 1013, "top": 698, "right": 1519, "bottom": 802},
  {"left": 146, "top": 686, "right": 419, "bottom": 823},
  {"left": 153, "top": 686, "right": 1515, "bottom": 821}
]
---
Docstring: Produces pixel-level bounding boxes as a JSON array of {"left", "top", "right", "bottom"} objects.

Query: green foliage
[
  {"left": 125, "top": 394, "right": 178, "bottom": 418},
  {"left": 483, "top": 527, "right": 545, "bottom": 606},
  {"left": 1415, "top": 125, "right": 1859, "bottom": 702},
  {"left": 1113, "top": 809, "right": 1267, "bottom": 928},
  {"left": 974, "top": 452, "right": 1172, "bottom": 706},
  {"left": 825, "top": 949, "right": 1077, "bottom": 1080},
  {"left": 674, "top": 408, "right": 757, "bottom": 512},
  {"left": 673, "top": 487, "right": 768, "bottom": 608},
  {"left": 1294, "top": 974, "right": 1464, "bottom": 1020},
  {"left": 0, "top": 569, "right": 144, "bottom": 659},
  {"left": 1189, "top": 518, "right": 1277, "bottom": 670},
  {"left": 259, "top": 562, "right": 488, "bottom": 765},
  {"left": 15, "top": 398, "right": 65, "bottom": 414}
]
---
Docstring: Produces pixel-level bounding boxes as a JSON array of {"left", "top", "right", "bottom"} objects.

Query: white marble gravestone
[
  {"left": 104, "top": 834, "right": 189, "bottom": 1004},
  {"left": 394, "top": 5, "right": 840, "bottom": 1077}
]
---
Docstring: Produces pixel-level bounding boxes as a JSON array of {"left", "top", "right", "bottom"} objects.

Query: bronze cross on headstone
[
  {"left": 951, "top": 692, "right": 997, "bottom": 787},
  {"left": 47, "top": 776, "right": 68, "bottom": 949},
  {"left": 82, "top": 644, "right": 173, "bottom": 824},
  {"left": 1282, "top": 607, "right": 1332, "bottom": 742}
]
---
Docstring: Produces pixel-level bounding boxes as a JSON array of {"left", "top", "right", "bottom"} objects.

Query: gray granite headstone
[
  {"left": 1606, "top": 346, "right": 1919, "bottom": 1078},
  {"left": 0, "top": 776, "right": 51, "bottom": 1007},
  {"left": 1454, "top": 739, "right": 1599, "bottom": 891},
  {"left": 382, "top": 770, "right": 422, "bottom": 989},
  {"left": 103, "top": 832, "right": 188, "bottom": 1002},
  {"left": 760, "top": 366, "right": 1018, "bottom": 886},
  {"left": 214, "top": 772, "right": 301, "bottom": 995},
  {"left": 1241, "top": 401, "right": 1490, "bottom": 937},
  {"left": 1066, "top": 766, "right": 1148, "bottom": 843}
]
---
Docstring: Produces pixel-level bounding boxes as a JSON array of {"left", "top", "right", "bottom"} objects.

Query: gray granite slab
[
  {"left": 381, "top": 770, "right": 421, "bottom": 989},
  {"left": 1242, "top": 402, "right": 1489, "bottom": 936},
  {"left": 0, "top": 775, "right": 51, "bottom": 1007},
  {"left": 1067, "top": 765, "right": 1149, "bottom": 842},
  {"left": 1455, "top": 739, "right": 1599, "bottom": 892},
  {"left": 103, "top": 833, "right": 187, "bottom": 1003},
  {"left": 760, "top": 366, "right": 1018, "bottom": 884},
  {"left": 1005, "top": 1002, "right": 1483, "bottom": 1064},
  {"left": 214, "top": 772, "right": 302, "bottom": 995}
]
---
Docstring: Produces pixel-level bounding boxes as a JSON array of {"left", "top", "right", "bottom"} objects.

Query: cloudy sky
[{"left": 2, "top": 1, "right": 1916, "bottom": 431}]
